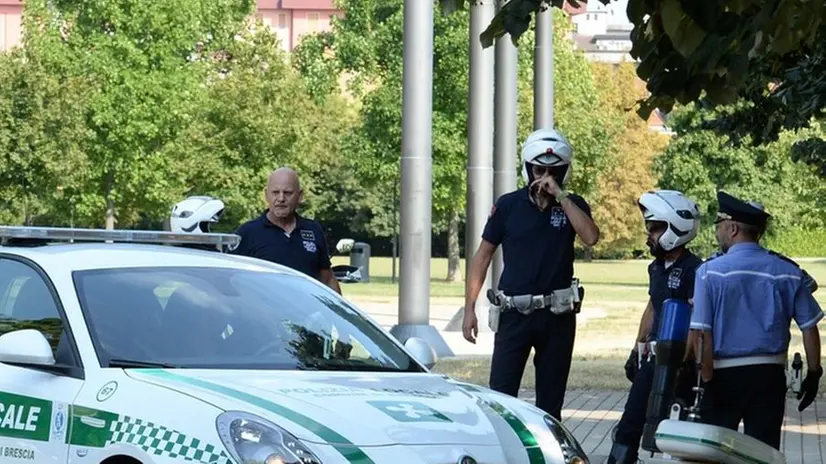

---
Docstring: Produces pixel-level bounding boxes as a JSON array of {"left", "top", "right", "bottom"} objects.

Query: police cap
[{"left": 716, "top": 191, "right": 771, "bottom": 228}]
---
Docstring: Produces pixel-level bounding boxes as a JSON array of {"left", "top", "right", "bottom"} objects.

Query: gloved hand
[
  {"left": 624, "top": 349, "right": 638, "bottom": 383},
  {"left": 797, "top": 365, "right": 823, "bottom": 411}
]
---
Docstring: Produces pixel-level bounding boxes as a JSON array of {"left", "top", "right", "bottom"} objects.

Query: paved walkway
[{"left": 518, "top": 389, "right": 826, "bottom": 463}]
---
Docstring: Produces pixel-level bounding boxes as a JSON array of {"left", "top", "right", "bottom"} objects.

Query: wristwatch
[{"left": 555, "top": 190, "right": 569, "bottom": 202}]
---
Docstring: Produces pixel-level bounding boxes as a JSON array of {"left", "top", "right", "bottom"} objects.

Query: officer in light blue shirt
[{"left": 690, "top": 191, "right": 824, "bottom": 450}]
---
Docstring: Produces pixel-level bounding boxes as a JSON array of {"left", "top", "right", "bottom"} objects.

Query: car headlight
[
  {"left": 216, "top": 411, "right": 322, "bottom": 464},
  {"left": 543, "top": 415, "right": 589, "bottom": 464}
]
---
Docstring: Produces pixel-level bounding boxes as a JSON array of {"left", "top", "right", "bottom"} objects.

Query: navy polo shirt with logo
[
  {"left": 482, "top": 186, "right": 592, "bottom": 296},
  {"left": 647, "top": 250, "right": 703, "bottom": 341},
  {"left": 230, "top": 212, "right": 332, "bottom": 281}
]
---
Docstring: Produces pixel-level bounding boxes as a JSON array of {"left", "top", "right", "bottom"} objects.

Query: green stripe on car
[
  {"left": 141, "top": 369, "right": 377, "bottom": 464},
  {"left": 484, "top": 400, "right": 547, "bottom": 464},
  {"left": 68, "top": 405, "right": 232, "bottom": 464},
  {"left": 452, "top": 382, "right": 547, "bottom": 463}
]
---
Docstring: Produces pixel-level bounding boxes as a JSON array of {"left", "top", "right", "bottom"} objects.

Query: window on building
[{"left": 307, "top": 12, "right": 320, "bottom": 31}]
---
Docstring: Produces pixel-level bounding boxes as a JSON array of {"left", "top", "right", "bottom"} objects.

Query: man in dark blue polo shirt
[
  {"left": 607, "top": 189, "right": 703, "bottom": 464},
  {"left": 230, "top": 167, "right": 341, "bottom": 294},
  {"left": 462, "top": 128, "right": 600, "bottom": 421}
]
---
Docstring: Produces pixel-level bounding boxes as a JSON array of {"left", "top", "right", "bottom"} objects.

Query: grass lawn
[
  {"left": 334, "top": 256, "right": 826, "bottom": 306},
  {"left": 334, "top": 256, "right": 826, "bottom": 395},
  {"left": 332, "top": 256, "right": 654, "bottom": 298}
]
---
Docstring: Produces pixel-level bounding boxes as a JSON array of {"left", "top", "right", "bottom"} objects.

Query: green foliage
[
  {"left": 0, "top": 46, "right": 91, "bottom": 227},
  {"left": 446, "top": 0, "right": 824, "bottom": 114},
  {"left": 291, "top": 31, "right": 339, "bottom": 103},
  {"left": 18, "top": 0, "right": 256, "bottom": 228},
  {"left": 514, "top": 10, "right": 614, "bottom": 200},
  {"left": 295, "top": 3, "right": 612, "bottom": 246},
  {"left": 441, "top": 1, "right": 826, "bottom": 180},
  {"left": 165, "top": 20, "right": 360, "bottom": 233},
  {"left": 589, "top": 62, "right": 670, "bottom": 259},
  {"left": 653, "top": 103, "right": 826, "bottom": 257},
  {"left": 295, "top": 0, "right": 471, "bottom": 239},
  {"left": 0, "top": 1, "right": 358, "bottom": 234}
]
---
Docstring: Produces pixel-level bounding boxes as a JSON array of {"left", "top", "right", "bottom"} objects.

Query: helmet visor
[{"left": 531, "top": 152, "right": 567, "bottom": 166}]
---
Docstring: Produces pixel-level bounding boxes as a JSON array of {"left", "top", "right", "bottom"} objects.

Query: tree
[
  {"left": 295, "top": 2, "right": 614, "bottom": 275},
  {"left": 440, "top": 0, "right": 826, "bottom": 174},
  {"left": 514, "top": 10, "right": 615, "bottom": 202},
  {"left": 588, "top": 62, "right": 670, "bottom": 258},
  {"left": 0, "top": 37, "right": 91, "bottom": 226},
  {"left": 172, "top": 20, "right": 360, "bottom": 235},
  {"left": 294, "top": 0, "right": 472, "bottom": 281},
  {"left": 653, "top": 103, "right": 826, "bottom": 257},
  {"left": 24, "top": 0, "right": 254, "bottom": 229}
]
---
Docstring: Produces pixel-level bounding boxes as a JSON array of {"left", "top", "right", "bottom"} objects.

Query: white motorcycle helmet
[
  {"left": 637, "top": 189, "right": 701, "bottom": 251},
  {"left": 520, "top": 128, "right": 574, "bottom": 187},
  {"left": 169, "top": 196, "right": 225, "bottom": 234}
]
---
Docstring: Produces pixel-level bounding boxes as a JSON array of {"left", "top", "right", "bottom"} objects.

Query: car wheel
[{"left": 101, "top": 455, "right": 142, "bottom": 464}]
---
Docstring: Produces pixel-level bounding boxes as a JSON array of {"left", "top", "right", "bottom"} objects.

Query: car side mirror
[
  {"left": 404, "top": 337, "right": 437, "bottom": 369},
  {"left": 0, "top": 329, "right": 56, "bottom": 366}
]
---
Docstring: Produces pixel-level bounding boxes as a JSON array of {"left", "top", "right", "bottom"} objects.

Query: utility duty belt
[{"left": 487, "top": 278, "right": 584, "bottom": 316}]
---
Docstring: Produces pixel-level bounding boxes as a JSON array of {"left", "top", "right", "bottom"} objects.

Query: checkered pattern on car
[{"left": 107, "top": 416, "right": 233, "bottom": 464}]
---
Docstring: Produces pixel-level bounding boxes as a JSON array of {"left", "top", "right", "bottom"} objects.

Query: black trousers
[
  {"left": 614, "top": 353, "right": 698, "bottom": 451},
  {"left": 700, "top": 364, "right": 787, "bottom": 450},
  {"left": 488, "top": 308, "right": 576, "bottom": 421},
  {"left": 614, "top": 355, "right": 655, "bottom": 450}
]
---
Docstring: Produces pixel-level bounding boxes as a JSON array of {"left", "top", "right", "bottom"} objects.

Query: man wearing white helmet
[
  {"left": 462, "top": 128, "right": 600, "bottom": 422},
  {"left": 169, "top": 195, "right": 227, "bottom": 251},
  {"left": 607, "top": 189, "right": 704, "bottom": 464}
]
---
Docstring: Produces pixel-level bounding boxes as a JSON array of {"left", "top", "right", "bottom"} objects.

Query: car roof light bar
[{"left": 0, "top": 226, "right": 241, "bottom": 248}]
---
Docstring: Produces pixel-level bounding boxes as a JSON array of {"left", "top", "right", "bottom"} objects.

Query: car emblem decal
[
  {"left": 366, "top": 400, "right": 452, "bottom": 423},
  {"left": 96, "top": 381, "right": 118, "bottom": 402}
]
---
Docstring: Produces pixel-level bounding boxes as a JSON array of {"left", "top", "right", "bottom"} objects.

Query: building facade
[
  {"left": 569, "top": 0, "right": 634, "bottom": 63},
  {"left": 0, "top": 0, "right": 343, "bottom": 52}
]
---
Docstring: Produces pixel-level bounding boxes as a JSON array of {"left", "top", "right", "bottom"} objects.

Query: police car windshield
[{"left": 72, "top": 267, "right": 422, "bottom": 372}]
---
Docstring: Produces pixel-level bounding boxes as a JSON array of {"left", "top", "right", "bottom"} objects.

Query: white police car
[{"left": 0, "top": 226, "right": 589, "bottom": 464}]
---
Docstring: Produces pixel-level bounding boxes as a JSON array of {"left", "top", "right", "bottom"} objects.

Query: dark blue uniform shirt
[
  {"left": 647, "top": 250, "right": 703, "bottom": 341},
  {"left": 482, "top": 187, "right": 591, "bottom": 296},
  {"left": 230, "top": 212, "right": 332, "bottom": 281}
]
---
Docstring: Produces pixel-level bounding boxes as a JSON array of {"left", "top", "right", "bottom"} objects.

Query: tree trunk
[
  {"left": 446, "top": 209, "right": 461, "bottom": 282},
  {"left": 104, "top": 171, "right": 116, "bottom": 230}
]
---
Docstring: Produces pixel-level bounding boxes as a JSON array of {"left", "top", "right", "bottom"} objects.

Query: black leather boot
[{"left": 605, "top": 441, "right": 640, "bottom": 464}]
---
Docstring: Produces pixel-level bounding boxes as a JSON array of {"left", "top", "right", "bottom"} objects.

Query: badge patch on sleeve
[
  {"left": 300, "top": 229, "right": 316, "bottom": 241},
  {"left": 303, "top": 241, "right": 318, "bottom": 253}
]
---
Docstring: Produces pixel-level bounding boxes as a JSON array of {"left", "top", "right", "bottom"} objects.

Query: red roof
[{"left": 563, "top": 0, "right": 587, "bottom": 15}]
